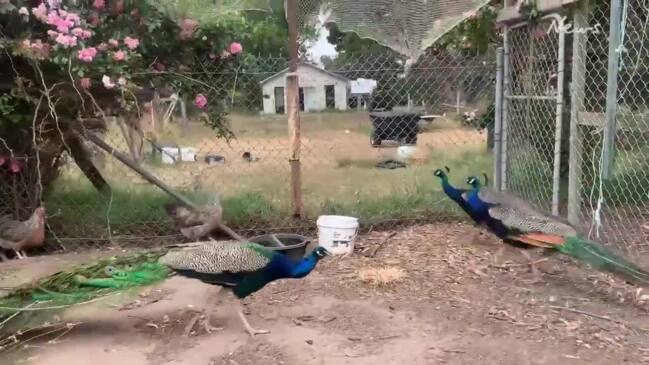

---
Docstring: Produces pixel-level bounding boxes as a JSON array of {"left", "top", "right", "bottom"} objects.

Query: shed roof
[{"left": 259, "top": 62, "right": 351, "bottom": 85}]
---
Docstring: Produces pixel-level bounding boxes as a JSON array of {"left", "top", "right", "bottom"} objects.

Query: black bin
[{"left": 369, "top": 111, "right": 420, "bottom": 146}]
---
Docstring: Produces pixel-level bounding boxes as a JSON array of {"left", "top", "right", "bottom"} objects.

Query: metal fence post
[
  {"left": 568, "top": 0, "right": 590, "bottom": 225},
  {"left": 493, "top": 47, "right": 504, "bottom": 192},
  {"left": 551, "top": 17, "right": 567, "bottom": 216},
  {"left": 602, "top": 0, "right": 623, "bottom": 180},
  {"left": 501, "top": 28, "right": 510, "bottom": 191}
]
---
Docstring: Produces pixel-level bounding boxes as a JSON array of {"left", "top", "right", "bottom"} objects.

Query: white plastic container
[
  {"left": 180, "top": 147, "right": 197, "bottom": 162},
  {"left": 316, "top": 215, "right": 359, "bottom": 255},
  {"left": 161, "top": 147, "right": 180, "bottom": 164}
]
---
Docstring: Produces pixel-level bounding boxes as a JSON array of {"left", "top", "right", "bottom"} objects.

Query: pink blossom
[
  {"left": 97, "top": 42, "right": 108, "bottom": 51},
  {"left": 179, "top": 18, "right": 198, "bottom": 40},
  {"left": 27, "top": 39, "right": 51, "bottom": 59},
  {"left": 47, "top": 30, "right": 59, "bottom": 39},
  {"left": 208, "top": 53, "right": 216, "bottom": 60},
  {"left": 18, "top": 7, "right": 29, "bottom": 16},
  {"left": 48, "top": 13, "right": 74, "bottom": 33},
  {"left": 79, "top": 78, "right": 91, "bottom": 89},
  {"left": 72, "top": 28, "right": 92, "bottom": 39},
  {"left": 108, "top": 38, "right": 119, "bottom": 47},
  {"left": 55, "top": 34, "right": 77, "bottom": 48},
  {"left": 117, "top": 77, "right": 127, "bottom": 86},
  {"left": 8, "top": 159, "right": 21, "bottom": 174},
  {"left": 77, "top": 47, "right": 98, "bottom": 62},
  {"left": 0, "top": 156, "right": 6, "bottom": 166},
  {"left": 228, "top": 42, "right": 243, "bottom": 55},
  {"left": 65, "top": 13, "right": 81, "bottom": 26},
  {"left": 32, "top": 3, "right": 47, "bottom": 21},
  {"left": 102, "top": 75, "right": 115, "bottom": 89},
  {"left": 193, "top": 94, "right": 208, "bottom": 109},
  {"left": 93, "top": 0, "right": 105, "bottom": 10},
  {"left": 113, "top": 50, "right": 126, "bottom": 61},
  {"left": 124, "top": 36, "right": 139, "bottom": 50}
]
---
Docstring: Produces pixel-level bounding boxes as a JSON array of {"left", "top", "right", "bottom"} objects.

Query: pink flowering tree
[{"left": 0, "top": 0, "right": 243, "bottom": 213}]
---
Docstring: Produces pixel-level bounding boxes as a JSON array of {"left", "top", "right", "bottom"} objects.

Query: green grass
[
  {"left": 45, "top": 146, "right": 492, "bottom": 243},
  {"left": 45, "top": 109, "right": 493, "bottom": 245}
]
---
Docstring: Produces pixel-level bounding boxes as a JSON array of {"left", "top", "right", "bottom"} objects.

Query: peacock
[
  {"left": 463, "top": 175, "right": 649, "bottom": 285},
  {"left": 0, "top": 241, "right": 331, "bottom": 336},
  {"left": 433, "top": 167, "right": 488, "bottom": 243}
]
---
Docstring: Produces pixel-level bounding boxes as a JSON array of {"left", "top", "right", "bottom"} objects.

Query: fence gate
[{"left": 500, "top": 14, "right": 567, "bottom": 215}]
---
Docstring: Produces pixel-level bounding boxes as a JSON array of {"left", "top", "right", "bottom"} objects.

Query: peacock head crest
[
  {"left": 466, "top": 176, "right": 481, "bottom": 188},
  {"left": 433, "top": 166, "right": 450, "bottom": 178},
  {"left": 312, "top": 246, "right": 332, "bottom": 258}
]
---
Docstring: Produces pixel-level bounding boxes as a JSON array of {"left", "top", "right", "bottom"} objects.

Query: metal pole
[
  {"left": 603, "top": 0, "right": 623, "bottom": 179},
  {"left": 567, "top": 0, "right": 590, "bottom": 225},
  {"left": 501, "top": 28, "right": 510, "bottom": 191},
  {"left": 551, "top": 19, "right": 567, "bottom": 216},
  {"left": 493, "top": 47, "right": 504, "bottom": 191}
]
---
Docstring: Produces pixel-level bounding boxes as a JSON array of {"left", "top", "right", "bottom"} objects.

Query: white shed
[{"left": 260, "top": 62, "right": 350, "bottom": 114}]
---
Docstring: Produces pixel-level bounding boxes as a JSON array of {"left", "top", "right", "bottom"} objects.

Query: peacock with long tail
[
  {"left": 463, "top": 175, "right": 649, "bottom": 285},
  {"left": 0, "top": 241, "right": 331, "bottom": 336}
]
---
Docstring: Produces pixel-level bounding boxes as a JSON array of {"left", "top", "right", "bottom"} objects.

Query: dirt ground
[{"left": 3, "top": 222, "right": 649, "bottom": 365}]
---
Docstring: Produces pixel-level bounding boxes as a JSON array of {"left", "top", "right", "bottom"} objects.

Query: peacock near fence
[{"left": 435, "top": 167, "right": 649, "bottom": 286}]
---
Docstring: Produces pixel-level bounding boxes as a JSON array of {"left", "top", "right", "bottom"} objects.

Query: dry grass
[{"left": 357, "top": 266, "right": 407, "bottom": 287}]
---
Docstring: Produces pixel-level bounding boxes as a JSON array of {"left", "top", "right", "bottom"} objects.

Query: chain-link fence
[
  {"left": 0, "top": 48, "right": 493, "bottom": 252},
  {"left": 500, "top": 0, "right": 649, "bottom": 256}
]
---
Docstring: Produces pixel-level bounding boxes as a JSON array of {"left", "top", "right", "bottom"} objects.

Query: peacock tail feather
[
  {"left": 557, "top": 236, "right": 649, "bottom": 285},
  {"left": 0, "top": 250, "right": 172, "bottom": 332}
]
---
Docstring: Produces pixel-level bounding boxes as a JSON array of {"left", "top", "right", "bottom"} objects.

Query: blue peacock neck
[
  {"left": 290, "top": 253, "right": 322, "bottom": 278},
  {"left": 439, "top": 175, "right": 463, "bottom": 201}
]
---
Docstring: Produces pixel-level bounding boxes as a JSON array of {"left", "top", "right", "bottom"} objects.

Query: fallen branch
[
  {"left": 368, "top": 232, "right": 397, "bottom": 258},
  {"left": 548, "top": 305, "right": 649, "bottom": 332},
  {"left": 83, "top": 131, "right": 245, "bottom": 242}
]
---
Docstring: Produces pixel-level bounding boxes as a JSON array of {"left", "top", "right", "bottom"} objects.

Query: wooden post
[
  {"left": 567, "top": 0, "right": 589, "bottom": 225},
  {"left": 286, "top": 0, "right": 303, "bottom": 218},
  {"left": 456, "top": 89, "right": 461, "bottom": 114}
]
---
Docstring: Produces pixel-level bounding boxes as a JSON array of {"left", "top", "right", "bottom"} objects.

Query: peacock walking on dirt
[
  {"left": 462, "top": 175, "right": 649, "bottom": 285},
  {"left": 0, "top": 241, "right": 331, "bottom": 336}
]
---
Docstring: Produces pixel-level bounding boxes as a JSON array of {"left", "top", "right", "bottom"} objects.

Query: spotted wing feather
[{"left": 159, "top": 241, "right": 273, "bottom": 275}]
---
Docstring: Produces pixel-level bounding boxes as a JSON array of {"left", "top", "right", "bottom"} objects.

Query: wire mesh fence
[
  {"left": 500, "top": 0, "right": 649, "bottom": 256},
  {"left": 576, "top": 0, "right": 649, "bottom": 254},
  {"left": 0, "top": 48, "right": 496, "bottom": 253}
]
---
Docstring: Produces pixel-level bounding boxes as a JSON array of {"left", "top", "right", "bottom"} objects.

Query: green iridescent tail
[
  {"left": 557, "top": 236, "right": 649, "bottom": 285},
  {"left": 0, "top": 250, "right": 172, "bottom": 333}
]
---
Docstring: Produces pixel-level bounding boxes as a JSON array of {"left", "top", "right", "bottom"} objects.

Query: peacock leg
[
  {"left": 236, "top": 302, "right": 270, "bottom": 337},
  {"left": 201, "top": 287, "right": 228, "bottom": 334},
  {"left": 20, "top": 251, "right": 28, "bottom": 258},
  {"left": 14, "top": 250, "right": 24, "bottom": 259},
  {"left": 493, "top": 245, "right": 505, "bottom": 266},
  {"left": 519, "top": 249, "right": 542, "bottom": 281}
]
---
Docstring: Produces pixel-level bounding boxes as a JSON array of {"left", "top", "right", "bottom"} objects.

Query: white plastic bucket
[{"left": 317, "top": 215, "right": 359, "bottom": 255}]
